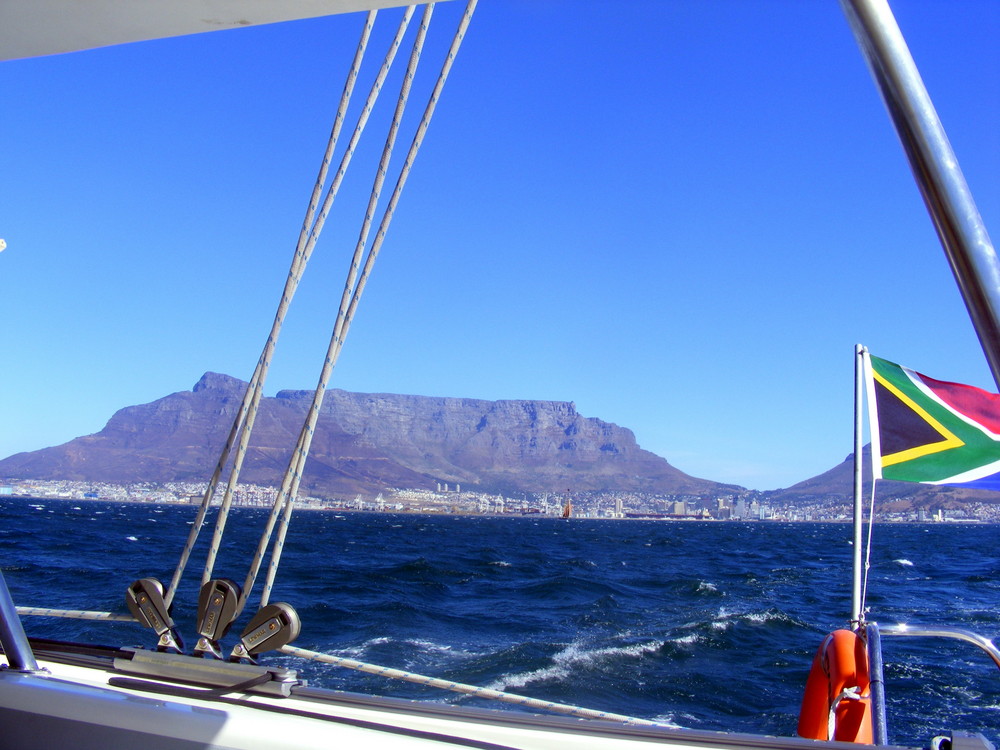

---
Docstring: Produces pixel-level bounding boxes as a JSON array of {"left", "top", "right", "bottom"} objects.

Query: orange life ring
[{"left": 797, "top": 629, "right": 874, "bottom": 743}]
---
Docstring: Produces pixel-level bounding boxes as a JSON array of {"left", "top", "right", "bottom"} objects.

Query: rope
[
  {"left": 279, "top": 644, "right": 666, "bottom": 727},
  {"left": 16, "top": 607, "right": 136, "bottom": 622},
  {"left": 828, "top": 686, "right": 862, "bottom": 740},
  {"left": 259, "top": 0, "right": 478, "bottom": 610},
  {"left": 177, "top": 10, "right": 377, "bottom": 598},
  {"left": 859, "top": 479, "right": 879, "bottom": 622}
]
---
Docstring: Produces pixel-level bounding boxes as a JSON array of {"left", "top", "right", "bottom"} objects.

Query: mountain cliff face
[{"left": 0, "top": 373, "right": 727, "bottom": 498}]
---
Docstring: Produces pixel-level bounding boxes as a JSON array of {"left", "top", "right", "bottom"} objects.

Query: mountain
[
  {"left": 0, "top": 372, "right": 733, "bottom": 498},
  {"left": 766, "top": 445, "right": 1000, "bottom": 509}
]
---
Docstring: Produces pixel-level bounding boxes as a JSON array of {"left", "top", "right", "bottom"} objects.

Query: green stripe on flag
[{"left": 869, "top": 355, "right": 1000, "bottom": 484}]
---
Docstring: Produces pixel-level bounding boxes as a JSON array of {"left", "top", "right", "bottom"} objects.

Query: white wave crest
[
  {"left": 403, "top": 638, "right": 456, "bottom": 654},
  {"left": 672, "top": 633, "right": 703, "bottom": 645},
  {"left": 710, "top": 607, "right": 789, "bottom": 630},
  {"left": 649, "top": 714, "right": 683, "bottom": 729},
  {"left": 894, "top": 559, "right": 914, "bottom": 567},
  {"left": 337, "top": 636, "right": 489, "bottom": 661},
  {"left": 488, "top": 661, "right": 571, "bottom": 690},
  {"left": 743, "top": 611, "right": 784, "bottom": 624},
  {"left": 487, "top": 639, "right": 663, "bottom": 691}
]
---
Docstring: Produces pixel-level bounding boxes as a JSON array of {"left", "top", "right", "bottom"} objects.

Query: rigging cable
[
  {"left": 234, "top": 4, "right": 431, "bottom": 615},
  {"left": 260, "top": 0, "right": 479, "bottom": 610},
  {"left": 244, "top": 1, "right": 432, "bottom": 612},
  {"left": 200, "top": 6, "right": 418, "bottom": 597},
  {"left": 859, "top": 478, "right": 879, "bottom": 621},
  {"left": 164, "top": 10, "right": 378, "bottom": 606},
  {"left": 196, "top": 10, "right": 381, "bottom": 591},
  {"left": 252, "top": 0, "right": 478, "bottom": 612}
]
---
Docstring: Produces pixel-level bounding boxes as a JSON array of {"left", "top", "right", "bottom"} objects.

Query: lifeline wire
[
  {"left": 16, "top": 607, "right": 136, "bottom": 623},
  {"left": 259, "top": 0, "right": 478, "bottom": 610},
  {"left": 280, "top": 644, "right": 667, "bottom": 727},
  {"left": 164, "top": 10, "right": 377, "bottom": 605}
]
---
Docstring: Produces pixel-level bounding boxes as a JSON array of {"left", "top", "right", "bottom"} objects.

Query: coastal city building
[{"left": 2, "top": 478, "right": 997, "bottom": 523}]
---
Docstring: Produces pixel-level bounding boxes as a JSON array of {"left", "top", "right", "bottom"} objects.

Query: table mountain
[{"left": 0, "top": 372, "right": 731, "bottom": 498}]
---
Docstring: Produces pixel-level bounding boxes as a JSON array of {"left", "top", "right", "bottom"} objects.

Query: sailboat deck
[{"left": 0, "top": 639, "right": 916, "bottom": 750}]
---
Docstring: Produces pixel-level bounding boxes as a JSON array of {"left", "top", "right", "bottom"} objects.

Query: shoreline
[{"left": 6, "top": 493, "right": 990, "bottom": 525}]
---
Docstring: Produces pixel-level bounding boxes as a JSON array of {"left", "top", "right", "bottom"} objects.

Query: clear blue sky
[{"left": 1, "top": 1, "right": 998, "bottom": 491}]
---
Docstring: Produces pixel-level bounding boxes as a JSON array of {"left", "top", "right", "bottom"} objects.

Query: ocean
[{"left": 2, "top": 499, "right": 997, "bottom": 746}]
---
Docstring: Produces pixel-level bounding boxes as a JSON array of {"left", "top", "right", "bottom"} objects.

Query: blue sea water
[{"left": 1, "top": 499, "right": 997, "bottom": 746}]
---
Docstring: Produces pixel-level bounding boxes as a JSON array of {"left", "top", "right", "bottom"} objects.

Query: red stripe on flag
[{"left": 916, "top": 372, "right": 1000, "bottom": 434}]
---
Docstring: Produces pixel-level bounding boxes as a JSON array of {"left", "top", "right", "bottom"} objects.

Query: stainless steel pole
[
  {"left": 0, "top": 571, "right": 38, "bottom": 672},
  {"left": 865, "top": 623, "right": 889, "bottom": 745},
  {"left": 852, "top": 344, "right": 865, "bottom": 626},
  {"left": 841, "top": 0, "right": 1000, "bottom": 390}
]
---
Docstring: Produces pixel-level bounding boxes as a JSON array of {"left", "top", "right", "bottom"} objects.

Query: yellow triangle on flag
[{"left": 872, "top": 368, "right": 964, "bottom": 467}]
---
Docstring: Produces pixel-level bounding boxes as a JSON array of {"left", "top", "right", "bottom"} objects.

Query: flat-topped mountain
[{"left": 0, "top": 373, "right": 733, "bottom": 498}]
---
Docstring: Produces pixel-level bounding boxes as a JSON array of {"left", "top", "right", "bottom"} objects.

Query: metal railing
[
  {"left": 0, "top": 571, "right": 38, "bottom": 671},
  {"left": 880, "top": 623, "right": 1000, "bottom": 672}
]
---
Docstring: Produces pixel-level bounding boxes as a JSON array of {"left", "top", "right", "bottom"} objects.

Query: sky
[{"left": 1, "top": 1, "right": 998, "bottom": 491}]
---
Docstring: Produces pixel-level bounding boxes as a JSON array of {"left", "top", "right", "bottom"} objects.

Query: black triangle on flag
[{"left": 873, "top": 377, "right": 949, "bottom": 458}]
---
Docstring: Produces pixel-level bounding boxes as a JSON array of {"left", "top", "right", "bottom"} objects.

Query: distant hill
[
  {"left": 0, "top": 372, "right": 735, "bottom": 499},
  {"left": 766, "top": 445, "right": 1000, "bottom": 509}
]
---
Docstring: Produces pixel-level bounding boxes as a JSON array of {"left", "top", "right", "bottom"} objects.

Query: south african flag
[{"left": 864, "top": 353, "right": 1000, "bottom": 491}]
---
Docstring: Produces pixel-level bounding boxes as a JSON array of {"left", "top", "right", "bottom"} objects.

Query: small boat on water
[{"left": 1, "top": 1, "right": 998, "bottom": 748}]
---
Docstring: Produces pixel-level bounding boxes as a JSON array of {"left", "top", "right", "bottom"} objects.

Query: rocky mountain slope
[
  {"left": 765, "top": 445, "right": 1000, "bottom": 509},
  {"left": 0, "top": 372, "right": 732, "bottom": 498}
]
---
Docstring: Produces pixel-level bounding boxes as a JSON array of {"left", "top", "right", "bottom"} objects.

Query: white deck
[{"left": 0, "top": 651, "right": 891, "bottom": 750}]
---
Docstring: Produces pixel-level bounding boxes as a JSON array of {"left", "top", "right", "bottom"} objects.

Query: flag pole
[{"left": 852, "top": 344, "right": 866, "bottom": 627}]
